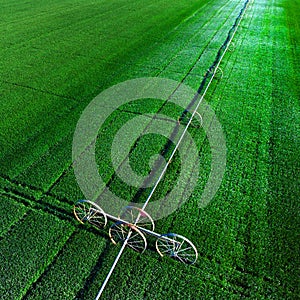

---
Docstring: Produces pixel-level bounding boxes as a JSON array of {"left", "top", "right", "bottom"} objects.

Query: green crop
[
  {"left": 0, "top": 0, "right": 299, "bottom": 298},
  {"left": 0, "top": 195, "right": 28, "bottom": 236},
  {"left": 24, "top": 230, "right": 107, "bottom": 299},
  {"left": 0, "top": 211, "right": 74, "bottom": 299}
]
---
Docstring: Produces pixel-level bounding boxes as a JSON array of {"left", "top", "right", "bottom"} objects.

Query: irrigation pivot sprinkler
[
  {"left": 73, "top": 2, "right": 252, "bottom": 298},
  {"left": 74, "top": 200, "right": 198, "bottom": 264}
]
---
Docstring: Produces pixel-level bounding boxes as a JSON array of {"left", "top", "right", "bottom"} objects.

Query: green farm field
[{"left": 0, "top": 0, "right": 299, "bottom": 299}]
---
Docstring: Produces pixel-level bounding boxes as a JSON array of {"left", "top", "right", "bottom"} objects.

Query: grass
[
  {"left": 0, "top": 195, "right": 28, "bottom": 235},
  {"left": 0, "top": 210, "right": 74, "bottom": 299},
  {"left": 24, "top": 230, "right": 108, "bottom": 300},
  {"left": 0, "top": 0, "right": 299, "bottom": 298}
]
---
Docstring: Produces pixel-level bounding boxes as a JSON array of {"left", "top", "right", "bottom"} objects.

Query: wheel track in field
[
  {"left": 0, "top": 209, "right": 31, "bottom": 242},
  {"left": 20, "top": 228, "right": 103, "bottom": 300},
  {"left": 74, "top": 239, "right": 119, "bottom": 300},
  {"left": 20, "top": 230, "right": 76, "bottom": 299},
  {"left": 0, "top": 189, "right": 108, "bottom": 240}
]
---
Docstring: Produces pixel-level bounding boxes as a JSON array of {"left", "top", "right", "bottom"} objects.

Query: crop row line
[
  {"left": 0, "top": 188, "right": 109, "bottom": 244},
  {"left": 157, "top": 0, "right": 236, "bottom": 75},
  {"left": 2, "top": 1, "right": 132, "bottom": 49},
  {"left": 74, "top": 239, "right": 114, "bottom": 300},
  {"left": 21, "top": 229, "right": 78, "bottom": 300},
  {"left": 28, "top": 45, "right": 162, "bottom": 72},
  {"left": 0, "top": 188, "right": 71, "bottom": 221},
  {"left": 43, "top": 110, "right": 180, "bottom": 197},
  {"left": 0, "top": 174, "right": 75, "bottom": 208},
  {"left": 0, "top": 105, "right": 165, "bottom": 200},
  {"left": 1, "top": 79, "right": 77, "bottom": 102}
]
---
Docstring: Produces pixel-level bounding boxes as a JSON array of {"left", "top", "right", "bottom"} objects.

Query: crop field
[{"left": 0, "top": 0, "right": 299, "bottom": 299}]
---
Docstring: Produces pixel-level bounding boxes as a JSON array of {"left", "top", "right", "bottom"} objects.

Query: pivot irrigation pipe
[{"left": 94, "top": 0, "right": 252, "bottom": 298}]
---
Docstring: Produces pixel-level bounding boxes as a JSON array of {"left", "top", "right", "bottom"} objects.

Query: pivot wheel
[
  {"left": 156, "top": 233, "right": 198, "bottom": 264},
  {"left": 74, "top": 200, "right": 107, "bottom": 228},
  {"left": 109, "top": 222, "right": 147, "bottom": 253},
  {"left": 119, "top": 206, "right": 155, "bottom": 231}
]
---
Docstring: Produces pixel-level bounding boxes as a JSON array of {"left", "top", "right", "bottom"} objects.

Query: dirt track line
[
  {"left": 0, "top": 174, "right": 76, "bottom": 207},
  {"left": 0, "top": 189, "right": 110, "bottom": 244}
]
